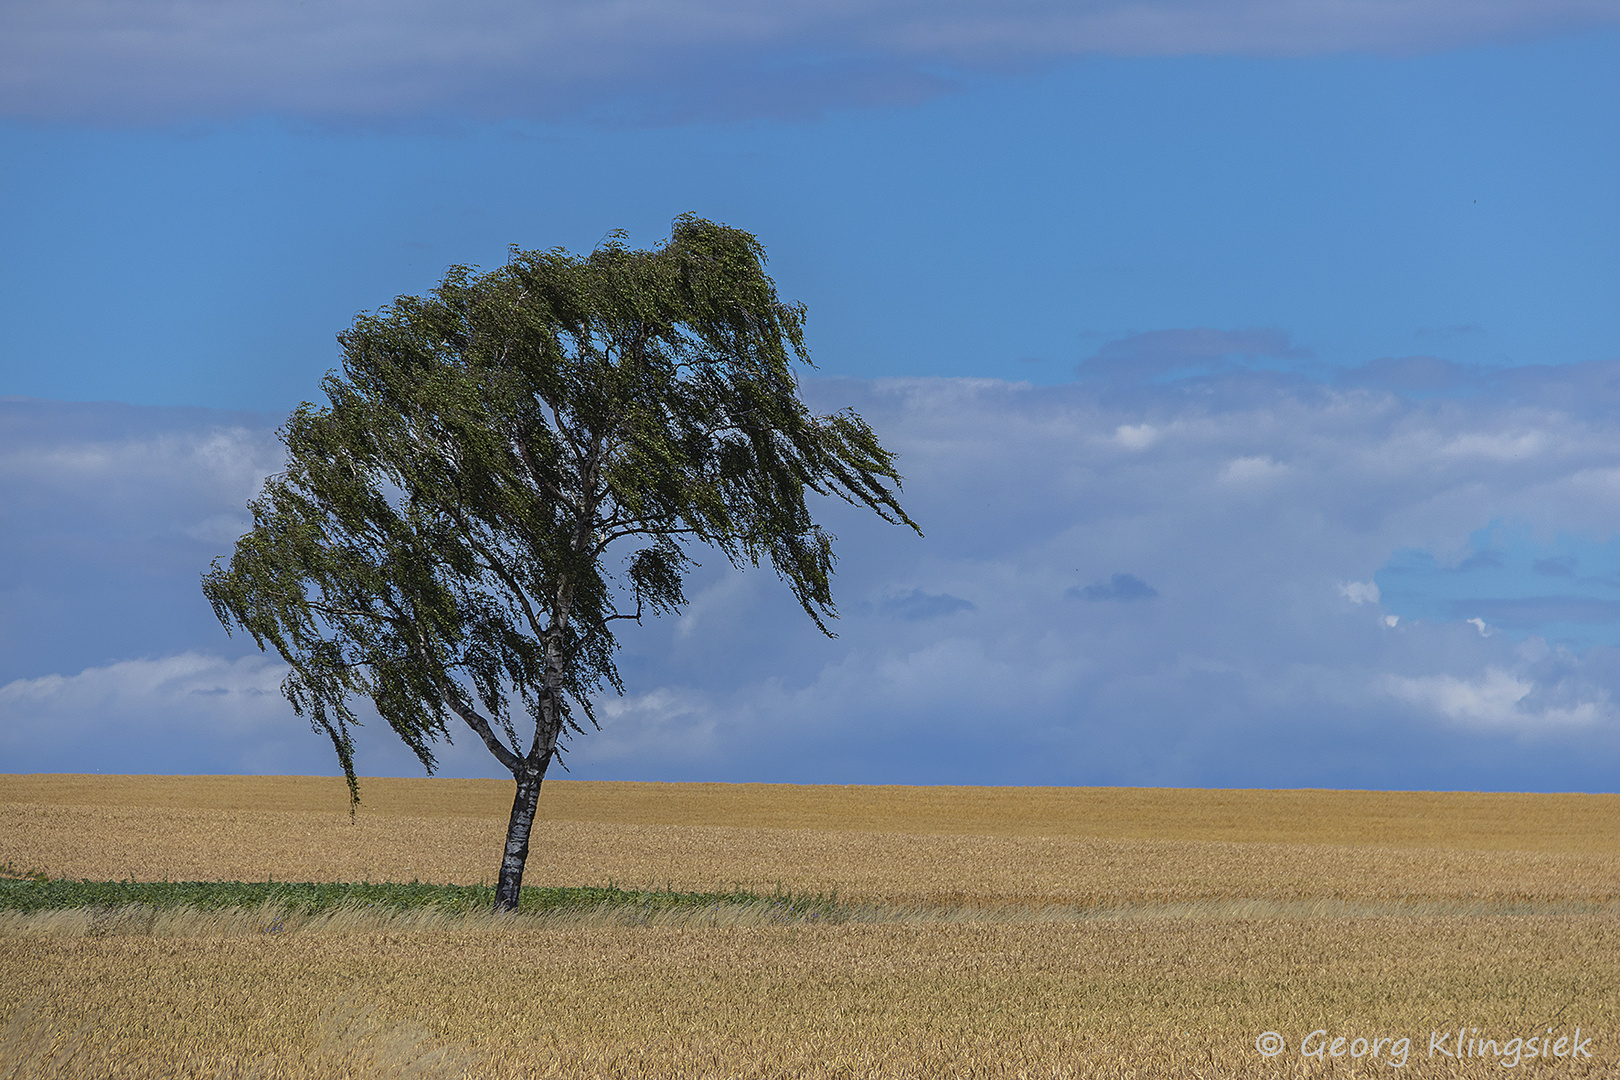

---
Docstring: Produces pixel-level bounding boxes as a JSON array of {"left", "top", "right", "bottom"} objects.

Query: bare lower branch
[
  {"left": 442, "top": 693, "right": 522, "bottom": 776},
  {"left": 604, "top": 595, "right": 645, "bottom": 623}
]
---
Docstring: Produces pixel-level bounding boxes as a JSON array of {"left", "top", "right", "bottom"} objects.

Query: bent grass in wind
[{"left": 2, "top": 777, "right": 1618, "bottom": 1078}]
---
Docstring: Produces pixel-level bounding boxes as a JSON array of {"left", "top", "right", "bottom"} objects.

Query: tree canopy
[{"left": 202, "top": 215, "right": 919, "bottom": 909}]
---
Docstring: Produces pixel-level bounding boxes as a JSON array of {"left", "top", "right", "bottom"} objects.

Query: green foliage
[
  {"left": 202, "top": 215, "right": 918, "bottom": 808},
  {"left": 0, "top": 875, "right": 842, "bottom": 921},
  {"left": 0, "top": 860, "right": 49, "bottom": 885}
]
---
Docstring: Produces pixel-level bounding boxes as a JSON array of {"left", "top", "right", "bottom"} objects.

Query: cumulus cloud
[
  {"left": 0, "top": 397, "right": 285, "bottom": 684},
  {"left": 0, "top": 652, "right": 299, "bottom": 773},
  {"left": 1339, "top": 581, "right": 1381, "bottom": 604},
  {"left": 0, "top": 652, "right": 500, "bottom": 776},
  {"left": 569, "top": 362, "right": 1620, "bottom": 788},
  {"left": 1385, "top": 661, "right": 1613, "bottom": 729},
  {"left": 1384, "top": 668, "right": 1535, "bottom": 726},
  {"left": 1218, "top": 455, "right": 1291, "bottom": 486},
  {"left": 1111, "top": 423, "right": 1159, "bottom": 450},
  {"left": 3, "top": 0, "right": 1617, "bottom": 125},
  {"left": 10, "top": 362, "right": 1620, "bottom": 790}
]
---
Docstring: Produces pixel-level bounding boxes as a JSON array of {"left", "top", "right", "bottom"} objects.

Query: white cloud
[
  {"left": 10, "top": 368, "right": 1620, "bottom": 789},
  {"left": 1382, "top": 666, "right": 1609, "bottom": 729},
  {"left": 0, "top": 400, "right": 287, "bottom": 685},
  {"left": 570, "top": 365, "right": 1620, "bottom": 785},
  {"left": 0, "top": 653, "right": 298, "bottom": 772},
  {"left": 1219, "top": 455, "right": 1290, "bottom": 485},
  {"left": 0, "top": 652, "right": 280, "bottom": 713},
  {"left": 586, "top": 686, "right": 722, "bottom": 765},
  {"left": 1339, "top": 581, "right": 1381, "bottom": 604},
  {"left": 0, "top": 427, "right": 278, "bottom": 495},
  {"left": 0, "top": 651, "right": 511, "bottom": 778},
  {"left": 1385, "top": 668, "right": 1531, "bottom": 725},
  {"left": 2, "top": 0, "right": 1616, "bottom": 125},
  {"left": 0, "top": 410, "right": 283, "bottom": 538},
  {"left": 1112, "top": 423, "right": 1158, "bottom": 450}
]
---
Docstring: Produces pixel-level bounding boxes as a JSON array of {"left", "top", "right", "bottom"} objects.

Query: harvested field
[
  {"left": 9, "top": 774, "right": 1620, "bottom": 848},
  {"left": 6, "top": 775, "right": 1619, "bottom": 907},
  {"left": 5, "top": 917, "right": 1618, "bottom": 1078},
  {"left": 2, "top": 775, "right": 1618, "bottom": 1078}
]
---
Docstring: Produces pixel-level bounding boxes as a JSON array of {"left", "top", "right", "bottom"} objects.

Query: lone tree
[{"left": 203, "top": 216, "right": 918, "bottom": 912}]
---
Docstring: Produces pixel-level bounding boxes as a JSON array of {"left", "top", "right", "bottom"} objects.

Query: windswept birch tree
[{"left": 202, "top": 216, "right": 918, "bottom": 912}]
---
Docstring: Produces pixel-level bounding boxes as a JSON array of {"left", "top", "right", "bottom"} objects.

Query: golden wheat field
[{"left": 3, "top": 774, "right": 1619, "bottom": 1079}]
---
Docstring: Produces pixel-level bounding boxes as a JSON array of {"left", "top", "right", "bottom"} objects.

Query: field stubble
[{"left": 2, "top": 775, "right": 1618, "bottom": 1078}]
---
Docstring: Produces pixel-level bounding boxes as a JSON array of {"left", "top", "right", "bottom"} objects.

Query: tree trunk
[
  {"left": 494, "top": 759, "right": 550, "bottom": 913},
  {"left": 494, "top": 579, "right": 574, "bottom": 914}
]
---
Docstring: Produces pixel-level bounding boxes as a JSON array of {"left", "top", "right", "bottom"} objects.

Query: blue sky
[{"left": 4, "top": 0, "right": 1620, "bottom": 790}]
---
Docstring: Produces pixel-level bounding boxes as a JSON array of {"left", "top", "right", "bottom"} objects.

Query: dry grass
[
  {"left": 2, "top": 918, "right": 1615, "bottom": 1078},
  {"left": 5, "top": 776, "right": 1619, "bottom": 907},
  {"left": 2, "top": 775, "right": 1618, "bottom": 1078},
  {"left": 7, "top": 774, "right": 1619, "bottom": 849}
]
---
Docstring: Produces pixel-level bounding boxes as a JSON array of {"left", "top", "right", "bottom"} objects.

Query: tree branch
[
  {"left": 604, "top": 595, "right": 645, "bottom": 624},
  {"left": 307, "top": 600, "right": 386, "bottom": 623},
  {"left": 593, "top": 523, "right": 700, "bottom": 555},
  {"left": 513, "top": 427, "right": 585, "bottom": 517},
  {"left": 442, "top": 692, "right": 522, "bottom": 776},
  {"left": 437, "top": 502, "right": 552, "bottom": 644}
]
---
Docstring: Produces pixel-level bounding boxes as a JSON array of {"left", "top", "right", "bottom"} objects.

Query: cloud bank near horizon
[
  {"left": 4, "top": 0, "right": 1618, "bottom": 126},
  {"left": 6, "top": 353, "right": 1620, "bottom": 790}
]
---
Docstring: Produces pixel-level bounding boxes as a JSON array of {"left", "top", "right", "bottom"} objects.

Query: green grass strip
[{"left": 0, "top": 875, "right": 840, "bottom": 919}]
